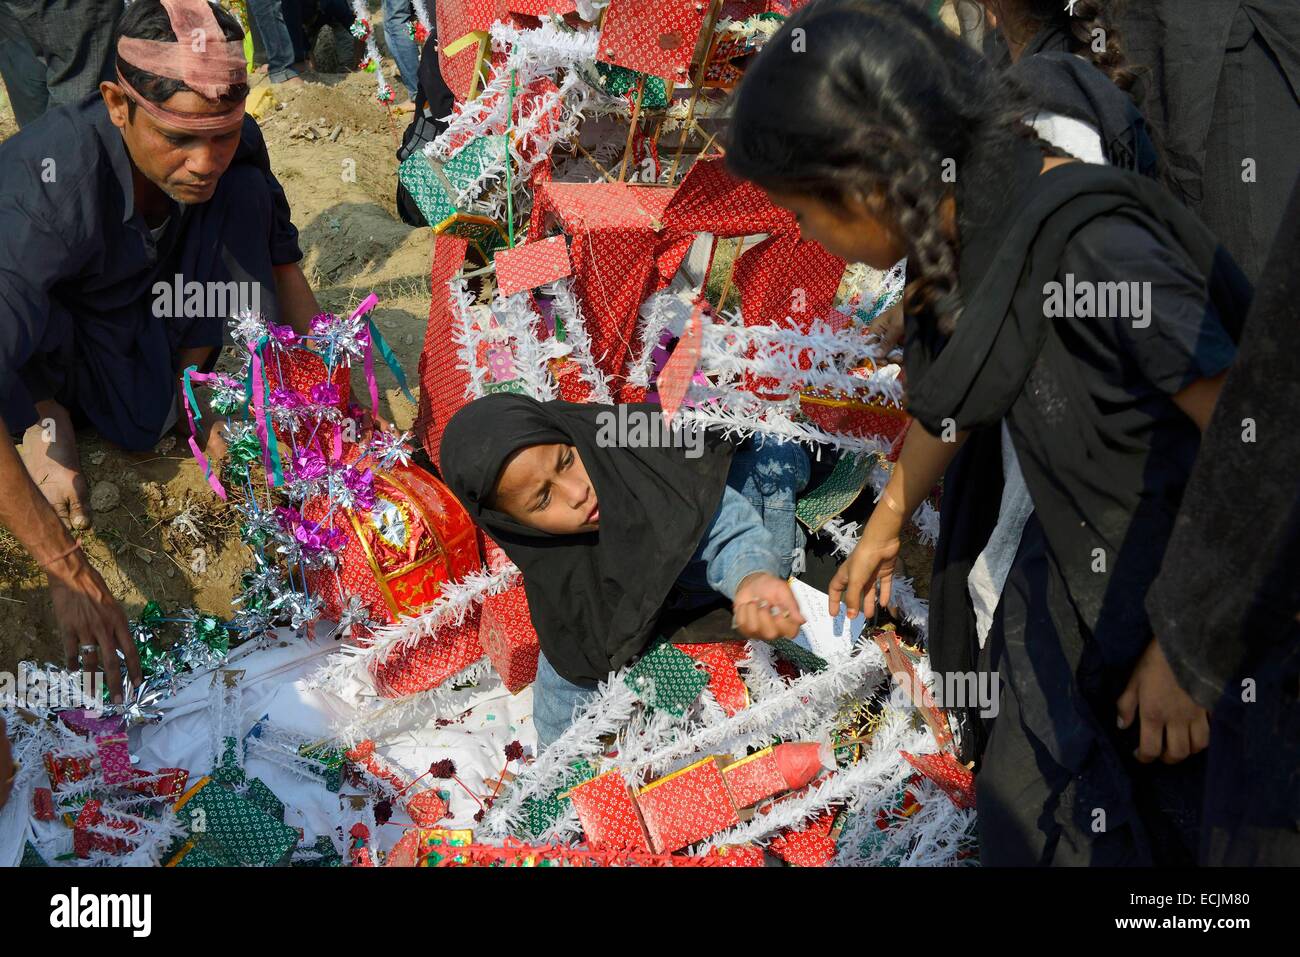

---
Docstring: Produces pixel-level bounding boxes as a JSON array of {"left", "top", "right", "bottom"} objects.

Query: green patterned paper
[
  {"left": 176, "top": 779, "right": 299, "bottom": 867},
  {"left": 244, "top": 777, "right": 285, "bottom": 822},
  {"left": 624, "top": 643, "right": 709, "bottom": 716},
  {"left": 595, "top": 63, "right": 669, "bottom": 109},
  {"left": 399, "top": 152, "right": 457, "bottom": 227},
  {"left": 796, "top": 452, "right": 876, "bottom": 532},
  {"left": 210, "top": 736, "right": 246, "bottom": 787},
  {"left": 175, "top": 840, "right": 239, "bottom": 867},
  {"left": 483, "top": 378, "right": 528, "bottom": 396},
  {"left": 771, "top": 638, "right": 828, "bottom": 674},
  {"left": 520, "top": 760, "right": 595, "bottom": 837},
  {"left": 20, "top": 841, "right": 47, "bottom": 867}
]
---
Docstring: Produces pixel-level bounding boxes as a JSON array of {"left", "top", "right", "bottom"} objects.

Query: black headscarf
[
  {"left": 439, "top": 394, "right": 736, "bottom": 683},
  {"left": 907, "top": 138, "right": 1252, "bottom": 744},
  {"left": 1010, "top": 45, "right": 1163, "bottom": 180}
]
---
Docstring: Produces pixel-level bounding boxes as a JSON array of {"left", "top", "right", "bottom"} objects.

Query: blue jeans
[
  {"left": 533, "top": 652, "right": 600, "bottom": 749},
  {"left": 247, "top": 0, "right": 301, "bottom": 82},
  {"left": 382, "top": 0, "right": 421, "bottom": 101},
  {"left": 725, "top": 438, "right": 810, "bottom": 576}
]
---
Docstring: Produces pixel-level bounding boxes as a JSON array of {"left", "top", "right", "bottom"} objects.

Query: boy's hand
[
  {"left": 733, "top": 572, "right": 805, "bottom": 641},
  {"left": 1117, "top": 639, "right": 1210, "bottom": 764}
]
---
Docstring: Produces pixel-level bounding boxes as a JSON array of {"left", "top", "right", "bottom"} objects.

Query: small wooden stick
[
  {"left": 619, "top": 75, "right": 647, "bottom": 182},
  {"left": 574, "top": 142, "right": 618, "bottom": 184},
  {"left": 668, "top": 0, "right": 723, "bottom": 184}
]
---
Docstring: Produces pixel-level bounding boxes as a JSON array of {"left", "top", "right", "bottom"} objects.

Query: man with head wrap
[{"left": 0, "top": 0, "right": 322, "bottom": 701}]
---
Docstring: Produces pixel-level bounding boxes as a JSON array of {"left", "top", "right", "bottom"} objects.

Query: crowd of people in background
[{"left": 0, "top": 0, "right": 429, "bottom": 124}]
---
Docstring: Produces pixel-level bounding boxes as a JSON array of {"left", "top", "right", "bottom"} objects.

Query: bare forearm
[
  {"left": 273, "top": 262, "right": 321, "bottom": 337},
  {"left": 883, "top": 421, "right": 966, "bottom": 515},
  {"left": 0, "top": 421, "right": 76, "bottom": 565},
  {"left": 1172, "top": 372, "right": 1227, "bottom": 433}
]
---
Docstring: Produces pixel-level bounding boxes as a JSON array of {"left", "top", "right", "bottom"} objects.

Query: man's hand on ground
[
  {"left": 19, "top": 400, "right": 91, "bottom": 529},
  {"left": 45, "top": 548, "right": 141, "bottom": 704}
]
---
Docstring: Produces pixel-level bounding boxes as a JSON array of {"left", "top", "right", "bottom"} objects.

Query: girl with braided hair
[{"left": 727, "top": 0, "right": 1250, "bottom": 865}]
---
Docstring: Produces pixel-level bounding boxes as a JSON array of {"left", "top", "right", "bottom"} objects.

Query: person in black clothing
[
  {"left": 396, "top": 28, "right": 456, "bottom": 227},
  {"left": 0, "top": 0, "right": 321, "bottom": 700},
  {"left": 728, "top": 0, "right": 1250, "bottom": 865},
  {"left": 1146, "top": 179, "right": 1300, "bottom": 866}
]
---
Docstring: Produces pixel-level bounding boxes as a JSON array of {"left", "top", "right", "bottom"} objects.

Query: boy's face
[
  {"left": 102, "top": 83, "right": 243, "bottom": 205},
  {"left": 493, "top": 443, "right": 600, "bottom": 535}
]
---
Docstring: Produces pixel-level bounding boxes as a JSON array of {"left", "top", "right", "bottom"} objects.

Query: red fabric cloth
[{"left": 417, "top": 235, "right": 472, "bottom": 470}]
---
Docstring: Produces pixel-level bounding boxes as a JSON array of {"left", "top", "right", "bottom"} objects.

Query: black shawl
[
  {"left": 1145, "top": 179, "right": 1300, "bottom": 865},
  {"left": 909, "top": 138, "right": 1252, "bottom": 703},
  {"left": 1010, "top": 43, "right": 1163, "bottom": 179},
  {"left": 439, "top": 394, "right": 735, "bottom": 683}
]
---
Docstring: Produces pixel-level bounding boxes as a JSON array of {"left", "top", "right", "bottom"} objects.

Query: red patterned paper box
[
  {"left": 596, "top": 0, "right": 706, "bottom": 81},
  {"left": 32, "top": 788, "right": 55, "bottom": 821},
  {"left": 479, "top": 584, "right": 540, "bottom": 693},
  {"left": 569, "top": 770, "right": 650, "bottom": 852},
  {"left": 43, "top": 751, "right": 92, "bottom": 789},
  {"left": 550, "top": 359, "right": 595, "bottom": 404},
  {"left": 73, "top": 799, "right": 137, "bottom": 858},
  {"left": 769, "top": 810, "right": 836, "bottom": 867},
  {"left": 368, "top": 606, "right": 485, "bottom": 697},
  {"left": 677, "top": 644, "right": 749, "bottom": 715},
  {"left": 494, "top": 235, "right": 572, "bottom": 297},
  {"left": 634, "top": 757, "right": 740, "bottom": 854},
  {"left": 721, "top": 747, "right": 787, "bottom": 809},
  {"left": 902, "top": 752, "right": 976, "bottom": 811}
]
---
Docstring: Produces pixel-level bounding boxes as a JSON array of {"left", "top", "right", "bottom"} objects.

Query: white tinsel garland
[
  {"left": 546, "top": 277, "right": 613, "bottom": 403},
  {"left": 350, "top": 0, "right": 393, "bottom": 103},
  {"left": 333, "top": 658, "right": 497, "bottom": 748}
]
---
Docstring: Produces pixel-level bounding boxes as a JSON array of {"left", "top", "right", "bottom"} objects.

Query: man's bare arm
[
  {"left": 274, "top": 262, "right": 322, "bottom": 337},
  {"left": 0, "top": 420, "right": 140, "bottom": 700}
]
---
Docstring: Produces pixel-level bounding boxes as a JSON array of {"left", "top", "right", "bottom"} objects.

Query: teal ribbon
[
  {"left": 367, "top": 318, "right": 417, "bottom": 404},
  {"left": 245, "top": 336, "right": 285, "bottom": 487}
]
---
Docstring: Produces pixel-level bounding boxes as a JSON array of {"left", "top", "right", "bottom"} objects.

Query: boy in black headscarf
[{"left": 440, "top": 394, "right": 808, "bottom": 746}]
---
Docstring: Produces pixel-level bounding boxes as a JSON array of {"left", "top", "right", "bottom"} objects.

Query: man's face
[{"left": 103, "top": 84, "right": 242, "bottom": 204}]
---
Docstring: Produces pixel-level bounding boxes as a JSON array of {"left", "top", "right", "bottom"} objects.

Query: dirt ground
[{"left": 0, "top": 58, "right": 434, "bottom": 668}]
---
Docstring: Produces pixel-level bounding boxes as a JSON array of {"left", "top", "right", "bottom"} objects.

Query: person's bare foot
[
  {"left": 19, "top": 400, "right": 92, "bottom": 530},
  {"left": 392, "top": 99, "right": 417, "bottom": 114},
  {"left": 274, "top": 75, "right": 306, "bottom": 88}
]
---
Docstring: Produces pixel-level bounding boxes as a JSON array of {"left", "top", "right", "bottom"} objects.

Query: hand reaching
[{"left": 732, "top": 572, "right": 806, "bottom": 641}]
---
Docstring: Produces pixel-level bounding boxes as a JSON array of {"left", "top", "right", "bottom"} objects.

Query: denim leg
[
  {"left": 245, "top": 0, "right": 300, "bottom": 81},
  {"left": 381, "top": 0, "right": 421, "bottom": 101},
  {"left": 531, "top": 652, "right": 599, "bottom": 749},
  {"left": 727, "top": 438, "right": 811, "bottom": 576}
]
